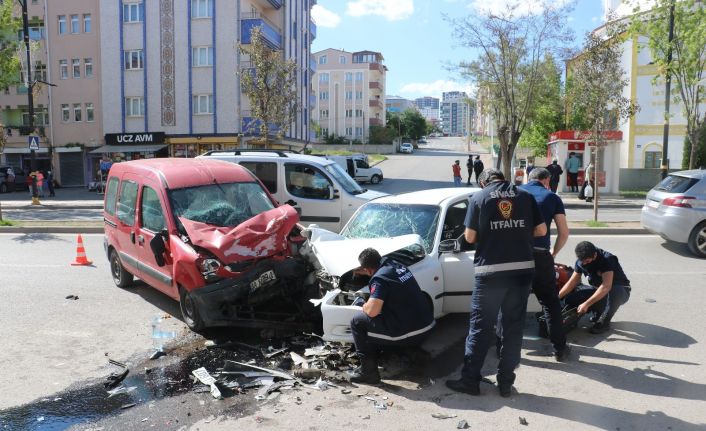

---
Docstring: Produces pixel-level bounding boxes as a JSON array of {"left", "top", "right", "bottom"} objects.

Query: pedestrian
[
  {"left": 26, "top": 172, "right": 33, "bottom": 196},
  {"left": 558, "top": 241, "right": 631, "bottom": 334},
  {"left": 565, "top": 152, "right": 580, "bottom": 193},
  {"left": 466, "top": 155, "right": 474, "bottom": 186},
  {"left": 47, "top": 170, "right": 55, "bottom": 197},
  {"left": 6, "top": 167, "right": 15, "bottom": 192},
  {"left": 473, "top": 155, "right": 484, "bottom": 185},
  {"left": 452, "top": 160, "right": 462, "bottom": 187},
  {"left": 348, "top": 247, "right": 435, "bottom": 384},
  {"left": 446, "top": 168, "right": 546, "bottom": 397},
  {"left": 519, "top": 168, "right": 571, "bottom": 361},
  {"left": 546, "top": 158, "right": 563, "bottom": 193},
  {"left": 526, "top": 160, "right": 535, "bottom": 177},
  {"left": 36, "top": 171, "right": 45, "bottom": 197},
  {"left": 582, "top": 162, "right": 595, "bottom": 202}
]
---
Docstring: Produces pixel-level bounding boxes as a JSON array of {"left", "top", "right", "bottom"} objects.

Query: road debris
[
  {"left": 432, "top": 413, "right": 458, "bottom": 419},
  {"left": 120, "top": 403, "right": 136, "bottom": 410},
  {"left": 457, "top": 419, "right": 470, "bottom": 429},
  {"left": 192, "top": 367, "right": 222, "bottom": 399},
  {"left": 65, "top": 295, "right": 79, "bottom": 300},
  {"left": 519, "top": 417, "right": 529, "bottom": 426},
  {"left": 149, "top": 350, "right": 166, "bottom": 360},
  {"left": 103, "top": 359, "right": 129, "bottom": 389},
  {"left": 106, "top": 385, "right": 137, "bottom": 398}
]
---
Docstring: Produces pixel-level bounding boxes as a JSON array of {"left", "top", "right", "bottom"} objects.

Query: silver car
[{"left": 641, "top": 169, "right": 706, "bottom": 257}]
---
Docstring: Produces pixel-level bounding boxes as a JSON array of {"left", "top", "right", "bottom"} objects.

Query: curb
[
  {"left": 554, "top": 227, "right": 647, "bottom": 235},
  {"left": 1, "top": 204, "right": 103, "bottom": 210}
]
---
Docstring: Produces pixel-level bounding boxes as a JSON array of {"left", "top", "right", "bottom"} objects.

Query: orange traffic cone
[{"left": 71, "top": 234, "right": 93, "bottom": 266}]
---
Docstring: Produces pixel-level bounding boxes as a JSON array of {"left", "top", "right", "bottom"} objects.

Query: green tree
[
  {"left": 239, "top": 26, "right": 298, "bottom": 144},
  {"left": 566, "top": 27, "right": 639, "bottom": 221},
  {"left": 369, "top": 125, "right": 396, "bottom": 145},
  {"left": 450, "top": 2, "right": 574, "bottom": 178},
  {"left": 386, "top": 112, "right": 404, "bottom": 137},
  {"left": 682, "top": 120, "right": 706, "bottom": 168},
  {"left": 401, "top": 109, "right": 426, "bottom": 140},
  {"left": 628, "top": 0, "right": 706, "bottom": 170},
  {"left": 0, "top": 1, "right": 20, "bottom": 89}
]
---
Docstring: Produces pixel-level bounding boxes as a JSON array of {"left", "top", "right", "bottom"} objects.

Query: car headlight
[{"left": 197, "top": 257, "right": 222, "bottom": 281}]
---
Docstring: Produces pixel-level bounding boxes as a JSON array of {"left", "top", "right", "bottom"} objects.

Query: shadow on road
[
  {"left": 659, "top": 239, "right": 701, "bottom": 259},
  {"left": 11, "top": 232, "right": 71, "bottom": 243},
  {"left": 122, "top": 280, "right": 183, "bottom": 322}
]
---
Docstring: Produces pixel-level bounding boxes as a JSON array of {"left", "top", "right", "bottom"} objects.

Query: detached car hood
[
  {"left": 307, "top": 228, "right": 425, "bottom": 276},
  {"left": 179, "top": 205, "right": 299, "bottom": 263}
]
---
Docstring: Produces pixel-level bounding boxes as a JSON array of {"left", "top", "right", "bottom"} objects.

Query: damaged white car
[{"left": 301, "top": 188, "right": 542, "bottom": 343}]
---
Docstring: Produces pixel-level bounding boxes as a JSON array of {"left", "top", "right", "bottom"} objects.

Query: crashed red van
[{"left": 103, "top": 158, "right": 315, "bottom": 331}]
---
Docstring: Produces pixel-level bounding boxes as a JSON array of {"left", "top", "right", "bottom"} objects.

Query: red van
[{"left": 103, "top": 158, "right": 314, "bottom": 331}]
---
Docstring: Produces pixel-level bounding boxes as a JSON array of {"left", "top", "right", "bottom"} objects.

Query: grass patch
[
  {"left": 585, "top": 220, "right": 608, "bottom": 228},
  {"left": 620, "top": 190, "right": 648, "bottom": 198},
  {"left": 0, "top": 219, "right": 15, "bottom": 226},
  {"left": 368, "top": 154, "right": 387, "bottom": 165}
]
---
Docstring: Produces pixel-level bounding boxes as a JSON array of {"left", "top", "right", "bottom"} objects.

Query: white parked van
[
  {"left": 322, "top": 155, "right": 384, "bottom": 184},
  {"left": 197, "top": 150, "right": 387, "bottom": 232}
]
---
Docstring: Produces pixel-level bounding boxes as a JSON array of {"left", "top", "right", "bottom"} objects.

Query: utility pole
[
  {"left": 660, "top": 1, "right": 675, "bottom": 180},
  {"left": 19, "top": 0, "right": 39, "bottom": 204}
]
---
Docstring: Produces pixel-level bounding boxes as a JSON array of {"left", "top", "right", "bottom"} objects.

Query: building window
[
  {"left": 70, "top": 15, "right": 79, "bottom": 33},
  {"left": 33, "top": 62, "right": 47, "bottom": 81},
  {"left": 73, "top": 103, "right": 82, "bottom": 122},
  {"left": 193, "top": 94, "right": 214, "bottom": 114},
  {"left": 339, "top": 55, "right": 346, "bottom": 64},
  {"left": 355, "top": 127, "right": 363, "bottom": 137},
  {"left": 72, "top": 59, "right": 80, "bottom": 78},
  {"left": 123, "top": 3, "right": 144, "bottom": 23},
  {"left": 191, "top": 0, "right": 213, "bottom": 18},
  {"left": 345, "top": 127, "right": 353, "bottom": 136},
  {"left": 356, "top": 91, "right": 363, "bottom": 100},
  {"left": 355, "top": 109, "right": 363, "bottom": 117},
  {"left": 59, "top": 60, "right": 68, "bottom": 79},
  {"left": 84, "top": 58, "right": 93, "bottom": 77},
  {"left": 319, "top": 109, "right": 328, "bottom": 118},
  {"left": 86, "top": 103, "right": 94, "bottom": 122},
  {"left": 345, "top": 109, "right": 353, "bottom": 118},
  {"left": 125, "top": 97, "right": 144, "bottom": 117},
  {"left": 319, "top": 91, "right": 328, "bottom": 100},
  {"left": 191, "top": 46, "right": 213, "bottom": 67},
  {"left": 61, "top": 104, "right": 70, "bottom": 122},
  {"left": 356, "top": 72, "right": 363, "bottom": 81},
  {"left": 83, "top": 14, "right": 91, "bottom": 33},
  {"left": 345, "top": 72, "right": 352, "bottom": 82},
  {"left": 318, "top": 55, "right": 327, "bottom": 65},
  {"left": 124, "top": 50, "right": 144, "bottom": 70},
  {"left": 321, "top": 127, "right": 329, "bottom": 136},
  {"left": 345, "top": 91, "right": 352, "bottom": 100},
  {"left": 58, "top": 15, "right": 66, "bottom": 34},
  {"left": 319, "top": 73, "right": 329, "bottom": 83},
  {"left": 645, "top": 150, "right": 662, "bottom": 169}
]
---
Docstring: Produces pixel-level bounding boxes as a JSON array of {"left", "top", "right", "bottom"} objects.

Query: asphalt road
[{"left": 1, "top": 232, "right": 705, "bottom": 430}]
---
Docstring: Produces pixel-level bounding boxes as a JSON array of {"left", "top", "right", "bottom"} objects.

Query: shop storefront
[
  {"left": 89, "top": 132, "right": 169, "bottom": 184},
  {"left": 166, "top": 136, "right": 240, "bottom": 157}
]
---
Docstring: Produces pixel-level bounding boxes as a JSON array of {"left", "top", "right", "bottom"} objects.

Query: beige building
[
  {"left": 312, "top": 49, "right": 386, "bottom": 142},
  {"left": 0, "top": 0, "right": 103, "bottom": 187}
]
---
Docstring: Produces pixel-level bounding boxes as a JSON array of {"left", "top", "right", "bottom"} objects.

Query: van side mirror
[
  {"left": 438, "top": 238, "right": 458, "bottom": 253},
  {"left": 329, "top": 186, "right": 339, "bottom": 200},
  {"left": 150, "top": 234, "right": 167, "bottom": 267}
]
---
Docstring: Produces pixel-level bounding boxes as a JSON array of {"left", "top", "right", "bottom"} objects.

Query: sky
[{"left": 311, "top": 0, "right": 613, "bottom": 101}]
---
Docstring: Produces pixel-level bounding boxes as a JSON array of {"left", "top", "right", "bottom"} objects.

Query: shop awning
[{"left": 89, "top": 144, "right": 167, "bottom": 154}]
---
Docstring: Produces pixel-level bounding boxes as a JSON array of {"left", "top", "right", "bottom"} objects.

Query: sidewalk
[{"left": 0, "top": 187, "right": 104, "bottom": 209}]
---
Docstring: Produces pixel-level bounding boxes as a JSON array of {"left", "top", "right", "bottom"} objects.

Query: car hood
[
  {"left": 179, "top": 205, "right": 299, "bottom": 263},
  {"left": 307, "top": 228, "right": 425, "bottom": 276},
  {"left": 354, "top": 189, "right": 387, "bottom": 201}
]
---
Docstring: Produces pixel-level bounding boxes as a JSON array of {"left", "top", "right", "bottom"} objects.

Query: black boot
[{"left": 349, "top": 354, "right": 380, "bottom": 384}]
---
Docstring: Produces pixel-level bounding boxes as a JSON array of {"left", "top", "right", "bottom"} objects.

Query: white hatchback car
[
  {"left": 399, "top": 142, "right": 414, "bottom": 153},
  {"left": 302, "top": 188, "right": 541, "bottom": 343}
]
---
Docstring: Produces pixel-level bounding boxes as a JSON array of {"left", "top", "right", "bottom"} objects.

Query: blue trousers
[
  {"left": 564, "top": 283, "right": 631, "bottom": 323},
  {"left": 462, "top": 273, "right": 532, "bottom": 388},
  {"left": 453, "top": 176, "right": 462, "bottom": 187}
]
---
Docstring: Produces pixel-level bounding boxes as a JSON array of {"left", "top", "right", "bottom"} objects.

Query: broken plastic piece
[
  {"left": 149, "top": 350, "right": 166, "bottom": 360},
  {"left": 457, "top": 419, "right": 469, "bottom": 429},
  {"left": 290, "top": 352, "right": 309, "bottom": 368},
  {"left": 107, "top": 385, "right": 137, "bottom": 398},
  {"left": 292, "top": 368, "right": 322, "bottom": 379},
  {"left": 65, "top": 295, "right": 79, "bottom": 300},
  {"left": 519, "top": 417, "right": 529, "bottom": 426},
  {"left": 265, "top": 347, "right": 289, "bottom": 359},
  {"left": 104, "top": 359, "right": 129, "bottom": 389},
  {"left": 120, "top": 403, "right": 136, "bottom": 410},
  {"left": 192, "top": 367, "right": 222, "bottom": 399},
  {"left": 432, "top": 413, "right": 458, "bottom": 419},
  {"left": 222, "top": 360, "right": 296, "bottom": 380}
]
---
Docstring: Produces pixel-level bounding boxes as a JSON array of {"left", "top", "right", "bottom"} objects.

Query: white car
[
  {"left": 399, "top": 142, "right": 414, "bottom": 153},
  {"left": 302, "top": 188, "right": 541, "bottom": 343}
]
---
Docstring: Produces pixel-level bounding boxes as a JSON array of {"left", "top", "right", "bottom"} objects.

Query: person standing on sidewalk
[
  {"left": 466, "top": 155, "right": 474, "bottom": 186},
  {"left": 565, "top": 152, "right": 580, "bottom": 193},
  {"left": 452, "top": 160, "right": 462, "bottom": 187},
  {"left": 47, "top": 170, "right": 55, "bottom": 197},
  {"left": 520, "top": 168, "right": 571, "bottom": 361},
  {"left": 546, "top": 159, "right": 563, "bottom": 193},
  {"left": 446, "top": 168, "right": 546, "bottom": 397},
  {"left": 473, "top": 155, "right": 484, "bottom": 185}
]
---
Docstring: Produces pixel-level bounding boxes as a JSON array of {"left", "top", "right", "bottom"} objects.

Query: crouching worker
[
  {"left": 349, "top": 247, "right": 435, "bottom": 384},
  {"left": 558, "top": 241, "right": 631, "bottom": 334}
]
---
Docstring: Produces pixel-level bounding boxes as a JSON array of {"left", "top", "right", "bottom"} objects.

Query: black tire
[
  {"left": 370, "top": 174, "right": 382, "bottom": 184},
  {"left": 687, "top": 221, "right": 706, "bottom": 258},
  {"left": 109, "top": 249, "right": 134, "bottom": 288},
  {"left": 0, "top": 183, "right": 7, "bottom": 193},
  {"left": 179, "top": 286, "right": 205, "bottom": 332}
]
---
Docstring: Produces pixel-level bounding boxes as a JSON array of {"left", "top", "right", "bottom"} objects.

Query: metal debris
[
  {"left": 265, "top": 347, "right": 289, "bottom": 359},
  {"left": 104, "top": 359, "right": 129, "bottom": 389},
  {"left": 457, "top": 419, "right": 470, "bottom": 429},
  {"left": 120, "top": 403, "right": 136, "bottom": 410},
  {"left": 519, "top": 417, "right": 529, "bottom": 426},
  {"left": 106, "top": 385, "right": 137, "bottom": 398},
  {"left": 340, "top": 389, "right": 352, "bottom": 395},
  {"left": 192, "top": 367, "right": 222, "bottom": 399},
  {"left": 432, "top": 413, "right": 458, "bottom": 419},
  {"left": 222, "top": 360, "right": 296, "bottom": 380},
  {"left": 149, "top": 350, "right": 166, "bottom": 360}
]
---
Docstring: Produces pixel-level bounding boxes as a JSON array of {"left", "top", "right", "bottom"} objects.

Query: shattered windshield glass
[
  {"left": 340, "top": 203, "right": 440, "bottom": 254},
  {"left": 324, "top": 163, "right": 365, "bottom": 195},
  {"left": 169, "top": 182, "right": 275, "bottom": 228}
]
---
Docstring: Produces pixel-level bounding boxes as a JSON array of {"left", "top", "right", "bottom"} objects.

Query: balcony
[
  {"left": 252, "top": 0, "right": 282, "bottom": 9},
  {"left": 369, "top": 81, "right": 381, "bottom": 90},
  {"left": 241, "top": 14, "right": 282, "bottom": 50},
  {"left": 310, "top": 20, "right": 316, "bottom": 40},
  {"left": 369, "top": 99, "right": 382, "bottom": 108},
  {"left": 369, "top": 118, "right": 382, "bottom": 127},
  {"left": 369, "top": 63, "right": 384, "bottom": 73}
]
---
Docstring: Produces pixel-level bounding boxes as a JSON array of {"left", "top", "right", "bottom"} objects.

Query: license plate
[{"left": 250, "top": 270, "right": 276, "bottom": 290}]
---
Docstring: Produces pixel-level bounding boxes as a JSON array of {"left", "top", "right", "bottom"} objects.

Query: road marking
[
  {"left": 0, "top": 263, "right": 65, "bottom": 268},
  {"left": 633, "top": 271, "right": 706, "bottom": 275}
]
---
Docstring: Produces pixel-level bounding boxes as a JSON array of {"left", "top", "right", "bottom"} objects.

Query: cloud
[
  {"left": 470, "top": 0, "right": 572, "bottom": 17},
  {"left": 399, "top": 80, "right": 476, "bottom": 98},
  {"left": 346, "top": 0, "right": 414, "bottom": 21},
  {"left": 311, "top": 5, "right": 341, "bottom": 28}
]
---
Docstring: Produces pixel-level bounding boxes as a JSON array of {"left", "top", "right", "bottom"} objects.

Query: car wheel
[
  {"left": 687, "top": 221, "right": 706, "bottom": 258},
  {"left": 109, "top": 249, "right": 134, "bottom": 288},
  {"left": 180, "top": 286, "right": 205, "bottom": 332},
  {"left": 0, "top": 183, "right": 7, "bottom": 193},
  {"left": 370, "top": 174, "right": 382, "bottom": 184}
]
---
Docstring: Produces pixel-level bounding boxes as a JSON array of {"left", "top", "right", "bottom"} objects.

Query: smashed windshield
[
  {"left": 324, "top": 162, "right": 365, "bottom": 195},
  {"left": 340, "top": 203, "right": 440, "bottom": 254},
  {"left": 169, "top": 182, "right": 275, "bottom": 228}
]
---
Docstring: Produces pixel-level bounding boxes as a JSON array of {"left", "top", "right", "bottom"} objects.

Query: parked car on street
[
  {"left": 300, "top": 188, "right": 542, "bottom": 343},
  {"left": 641, "top": 169, "right": 706, "bottom": 258},
  {"left": 322, "top": 154, "right": 384, "bottom": 184},
  {"left": 399, "top": 142, "right": 414, "bottom": 154},
  {"left": 0, "top": 166, "right": 28, "bottom": 193}
]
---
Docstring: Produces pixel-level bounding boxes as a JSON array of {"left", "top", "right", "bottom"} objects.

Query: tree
[
  {"left": 682, "top": 120, "right": 706, "bottom": 168},
  {"left": 239, "top": 26, "right": 298, "bottom": 145},
  {"left": 566, "top": 27, "right": 639, "bottom": 221},
  {"left": 368, "top": 125, "right": 396, "bottom": 145},
  {"left": 386, "top": 112, "right": 404, "bottom": 137},
  {"left": 449, "top": 1, "right": 573, "bottom": 178},
  {"left": 401, "top": 109, "right": 427, "bottom": 140},
  {"left": 628, "top": 0, "right": 706, "bottom": 170}
]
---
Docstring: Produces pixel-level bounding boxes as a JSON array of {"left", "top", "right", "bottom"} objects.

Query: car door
[
  {"left": 283, "top": 162, "right": 342, "bottom": 231},
  {"left": 114, "top": 174, "right": 142, "bottom": 279},
  {"left": 134, "top": 183, "right": 175, "bottom": 296},
  {"left": 354, "top": 159, "right": 369, "bottom": 182},
  {"left": 438, "top": 199, "right": 475, "bottom": 313}
]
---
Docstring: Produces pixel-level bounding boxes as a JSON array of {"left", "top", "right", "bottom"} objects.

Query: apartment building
[
  {"left": 99, "top": 0, "right": 315, "bottom": 160},
  {"left": 414, "top": 96, "right": 439, "bottom": 122},
  {"left": 385, "top": 95, "right": 415, "bottom": 114},
  {"left": 312, "top": 48, "right": 386, "bottom": 142},
  {"left": 1, "top": 0, "right": 102, "bottom": 187},
  {"left": 440, "top": 91, "right": 470, "bottom": 137}
]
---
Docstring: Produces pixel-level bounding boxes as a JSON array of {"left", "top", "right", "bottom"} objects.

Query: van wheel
[
  {"left": 370, "top": 174, "right": 382, "bottom": 184},
  {"left": 687, "top": 221, "right": 706, "bottom": 258},
  {"left": 109, "top": 249, "right": 133, "bottom": 288},
  {"left": 180, "top": 287, "right": 205, "bottom": 332}
]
